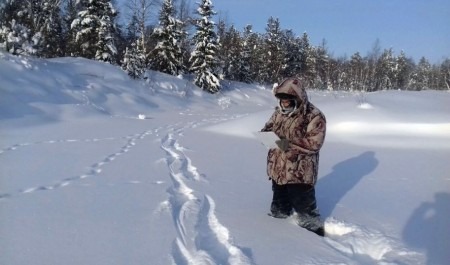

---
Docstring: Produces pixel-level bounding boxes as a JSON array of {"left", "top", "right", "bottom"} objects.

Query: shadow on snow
[
  {"left": 403, "top": 192, "right": 450, "bottom": 265},
  {"left": 316, "top": 151, "right": 379, "bottom": 218}
]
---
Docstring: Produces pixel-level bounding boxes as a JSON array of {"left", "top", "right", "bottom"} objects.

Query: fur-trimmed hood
[{"left": 273, "top": 77, "right": 308, "bottom": 115}]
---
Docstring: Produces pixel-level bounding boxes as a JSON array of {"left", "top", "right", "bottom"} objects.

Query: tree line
[{"left": 1, "top": 0, "right": 449, "bottom": 93}]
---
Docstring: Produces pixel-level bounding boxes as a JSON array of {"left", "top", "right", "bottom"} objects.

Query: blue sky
[
  {"left": 212, "top": 0, "right": 449, "bottom": 64},
  {"left": 118, "top": 0, "right": 449, "bottom": 64}
]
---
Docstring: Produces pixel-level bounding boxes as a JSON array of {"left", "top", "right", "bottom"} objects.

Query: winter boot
[
  {"left": 288, "top": 185, "right": 325, "bottom": 236},
  {"left": 295, "top": 210, "right": 325, "bottom": 236},
  {"left": 313, "top": 226, "right": 325, "bottom": 237},
  {"left": 269, "top": 181, "right": 292, "bottom": 218}
]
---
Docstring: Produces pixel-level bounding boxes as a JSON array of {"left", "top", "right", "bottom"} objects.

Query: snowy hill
[{"left": 1, "top": 51, "right": 449, "bottom": 265}]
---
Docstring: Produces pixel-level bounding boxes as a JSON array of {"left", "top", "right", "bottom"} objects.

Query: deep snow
[{"left": 1, "top": 51, "right": 449, "bottom": 265}]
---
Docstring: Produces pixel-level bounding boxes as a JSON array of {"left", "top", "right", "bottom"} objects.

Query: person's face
[{"left": 280, "top": 99, "right": 292, "bottom": 107}]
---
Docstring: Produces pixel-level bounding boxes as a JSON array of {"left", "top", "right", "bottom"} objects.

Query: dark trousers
[{"left": 270, "top": 180, "right": 323, "bottom": 231}]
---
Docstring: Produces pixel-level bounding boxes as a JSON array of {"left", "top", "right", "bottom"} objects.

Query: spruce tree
[
  {"left": 280, "top": 30, "right": 301, "bottom": 79},
  {"left": 233, "top": 27, "right": 252, "bottom": 83},
  {"left": 71, "top": 0, "right": 117, "bottom": 62},
  {"left": 148, "top": 0, "right": 184, "bottom": 75},
  {"left": 63, "top": 0, "right": 80, "bottom": 56},
  {"left": 349, "top": 52, "right": 365, "bottom": 91},
  {"left": 0, "top": 0, "right": 35, "bottom": 55},
  {"left": 374, "top": 48, "right": 396, "bottom": 90},
  {"left": 189, "top": 0, "right": 221, "bottom": 93},
  {"left": 411, "top": 57, "right": 431, "bottom": 90},
  {"left": 262, "top": 16, "right": 284, "bottom": 83},
  {"left": 37, "top": 0, "right": 64, "bottom": 57},
  {"left": 122, "top": 41, "right": 146, "bottom": 79},
  {"left": 242, "top": 25, "right": 263, "bottom": 83},
  {"left": 216, "top": 19, "right": 227, "bottom": 79},
  {"left": 217, "top": 23, "right": 243, "bottom": 81},
  {"left": 314, "top": 40, "right": 330, "bottom": 89},
  {"left": 95, "top": 1, "right": 118, "bottom": 63},
  {"left": 395, "top": 51, "right": 413, "bottom": 89},
  {"left": 70, "top": 0, "right": 99, "bottom": 58},
  {"left": 1, "top": 19, "right": 34, "bottom": 55},
  {"left": 299, "top": 32, "right": 316, "bottom": 87},
  {"left": 173, "top": 0, "right": 193, "bottom": 71},
  {"left": 0, "top": 0, "right": 64, "bottom": 57},
  {"left": 440, "top": 59, "right": 450, "bottom": 90}
]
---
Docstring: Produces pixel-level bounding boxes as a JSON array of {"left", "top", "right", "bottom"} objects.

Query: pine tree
[
  {"left": 299, "top": 32, "right": 316, "bottom": 87},
  {"left": 242, "top": 25, "right": 263, "bottom": 83},
  {"left": 189, "top": 0, "right": 221, "bottom": 93},
  {"left": 315, "top": 40, "right": 330, "bottom": 89},
  {"left": 63, "top": 0, "right": 79, "bottom": 56},
  {"left": 37, "top": 0, "right": 64, "bottom": 57},
  {"left": 217, "top": 23, "right": 243, "bottom": 81},
  {"left": 349, "top": 52, "right": 365, "bottom": 91},
  {"left": 148, "top": 0, "right": 184, "bottom": 75},
  {"left": 280, "top": 30, "right": 301, "bottom": 79},
  {"left": 113, "top": 22, "right": 127, "bottom": 65},
  {"left": 173, "top": 0, "right": 192, "bottom": 72},
  {"left": 0, "top": 1, "right": 10, "bottom": 48},
  {"left": 236, "top": 25, "right": 254, "bottom": 83},
  {"left": 216, "top": 19, "right": 228, "bottom": 79},
  {"left": 261, "top": 16, "right": 284, "bottom": 84},
  {"left": 122, "top": 41, "right": 146, "bottom": 79},
  {"left": 232, "top": 27, "right": 252, "bottom": 83},
  {"left": 0, "top": 0, "right": 36, "bottom": 55},
  {"left": 96, "top": 2, "right": 117, "bottom": 62},
  {"left": 1, "top": 19, "right": 34, "bottom": 55},
  {"left": 440, "top": 59, "right": 450, "bottom": 90},
  {"left": 70, "top": 0, "right": 98, "bottom": 58},
  {"left": 410, "top": 57, "right": 431, "bottom": 90},
  {"left": 395, "top": 51, "right": 413, "bottom": 89},
  {"left": 70, "top": 0, "right": 117, "bottom": 62},
  {"left": 0, "top": 0, "right": 64, "bottom": 57},
  {"left": 374, "top": 48, "right": 396, "bottom": 90}
]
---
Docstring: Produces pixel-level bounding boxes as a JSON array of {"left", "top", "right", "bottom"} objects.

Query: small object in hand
[{"left": 275, "top": 139, "right": 289, "bottom": 151}]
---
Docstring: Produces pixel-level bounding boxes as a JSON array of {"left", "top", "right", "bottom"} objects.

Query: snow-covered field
[{"left": 1, "top": 52, "right": 449, "bottom": 265}]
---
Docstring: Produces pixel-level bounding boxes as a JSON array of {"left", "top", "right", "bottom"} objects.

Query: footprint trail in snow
[{"left": 158, "top": 120, "right": 255, "bottom": 265}]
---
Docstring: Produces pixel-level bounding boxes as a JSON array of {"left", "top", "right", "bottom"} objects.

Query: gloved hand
[{"left": 275, "top": 139, "right": 289, "bottom": 151}]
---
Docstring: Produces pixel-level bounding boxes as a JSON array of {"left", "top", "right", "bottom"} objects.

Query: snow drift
[{"left": 1, "top": 51, "right": 449, "bottom": 265}]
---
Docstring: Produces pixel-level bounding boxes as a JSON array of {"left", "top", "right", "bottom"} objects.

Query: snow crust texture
[{"left": 1, "top": 52, "right": 449, "bottom": 265}]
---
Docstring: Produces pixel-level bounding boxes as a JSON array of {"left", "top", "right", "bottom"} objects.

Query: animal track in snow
[
  {"left": 0, "top": 129, "right": 154, "bottom": 200},
  {"left": 0, "top": 137, "right": 115, "bottom": 155}
]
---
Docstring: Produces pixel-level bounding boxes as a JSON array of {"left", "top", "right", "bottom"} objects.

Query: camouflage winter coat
[{"left": 261, "top": 78, "right": 326, "bottom": 186}]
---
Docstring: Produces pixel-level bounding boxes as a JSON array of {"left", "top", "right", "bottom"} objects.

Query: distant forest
[{"left": 1, "top": 0, "right": 449, "bottom": 93}]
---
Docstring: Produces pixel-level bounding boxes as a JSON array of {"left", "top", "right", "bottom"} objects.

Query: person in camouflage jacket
[{"left": 261, "top": 77, "right": 326, "bottom": 236}]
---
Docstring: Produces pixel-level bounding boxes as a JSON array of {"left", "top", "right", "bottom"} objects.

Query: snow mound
[
  {"left": 357, "top": 103, "right": 374, "bottom": 109},
  {"left": 324, "top": 218, "right": 423, "bottom": 263},
  {"left": 325, "top": 218, "right": 356, "bottom": 236}
]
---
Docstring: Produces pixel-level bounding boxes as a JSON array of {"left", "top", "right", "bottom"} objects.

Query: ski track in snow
[{"left": 158, "top": 117, "right": 255, "bottom": 265}]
